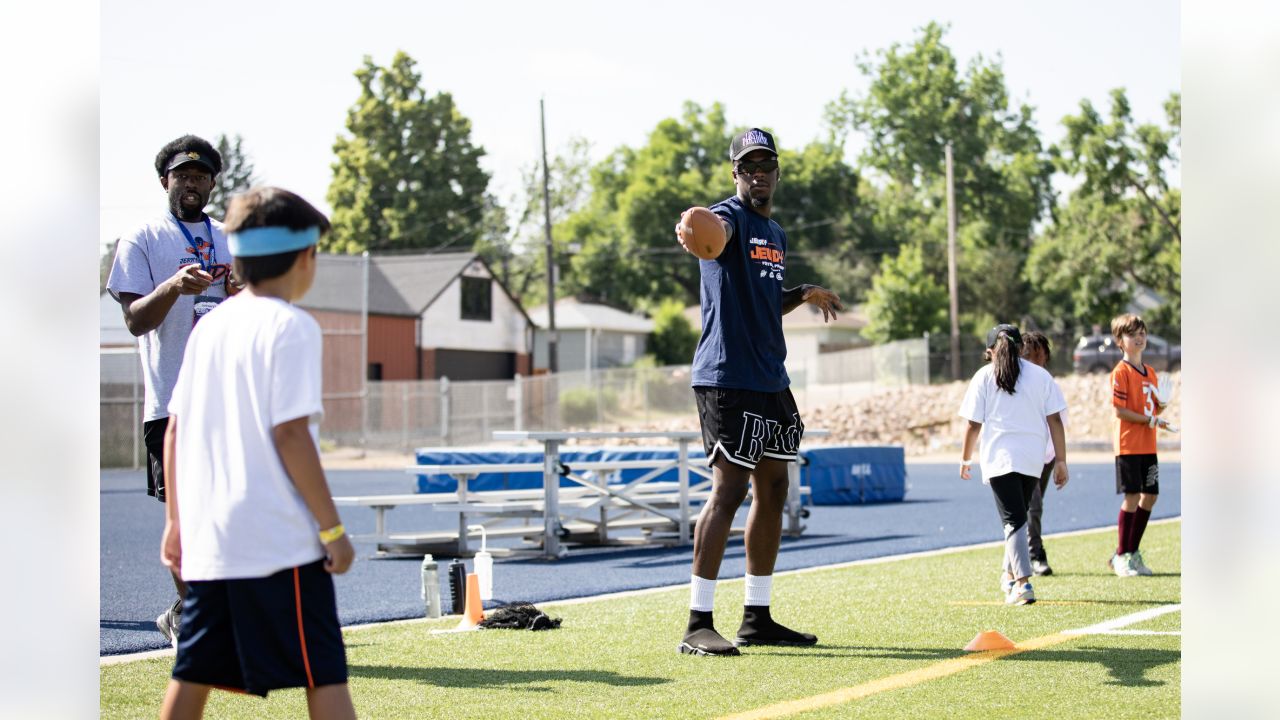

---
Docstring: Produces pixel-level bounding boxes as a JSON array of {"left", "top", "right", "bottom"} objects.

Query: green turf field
[{"left": 101, "top": 520, "right": 1180, "bottom": 719}]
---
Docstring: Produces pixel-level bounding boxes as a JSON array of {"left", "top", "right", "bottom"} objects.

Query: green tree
[
  {"left": 768, "top": 137, "right": 870, "bottom": 302},
  {"left": 1055, "top": 89, "right": 1181, "bottom": 241},
  {"left": 1028, "top": 89, "right": 1181, "bottom": 337},
  {"left": 207, "top": 133, "right": 256, "bottom": 221},
  {"left": 861, "top": 241, "right": 948, "bottom": 343},
  {"left": 647, "top": 298, "right": 699, "bottom": 365},
  {"left": 557, "top": 102, "right": 734, "bottom": 308},
  {"left": 555, "top": 104, "right": 864, "bottom": 310},
  {"left": 325, "top": 51, "right": 492, "bottom": 254},
  {"left": 827, "top": 22, "right": 1054, "bottom": 334}
]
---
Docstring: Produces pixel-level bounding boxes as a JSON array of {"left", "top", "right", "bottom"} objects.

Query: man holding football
[{"left": 673, "top": 128, "right": 843, "bottom": 656}]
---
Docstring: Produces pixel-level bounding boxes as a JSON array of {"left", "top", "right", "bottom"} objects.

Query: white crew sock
[
  {"left": 744, "top": 573, "right": 773, "bottom": 607},
  {"left": 690, "top": 575, "right": 717, "bottom": 612}
]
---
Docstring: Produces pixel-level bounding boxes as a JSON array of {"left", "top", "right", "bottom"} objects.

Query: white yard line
[{"left": 1063, "top": 603, "right": 1182, "bottom": 635}]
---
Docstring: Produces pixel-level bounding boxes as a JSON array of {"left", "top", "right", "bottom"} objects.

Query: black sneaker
[
  {"left": 1031, "top": 559, "right": 1053, "bottom": 576},
  {"left": 678, "top": 610, "right": 740, "bottom": 656},
  {"left": 734, "top": 605, "right": 817, "bottom": 647},
  {"left": 678, "top": 627, "right": 741, "bottom": 656}
]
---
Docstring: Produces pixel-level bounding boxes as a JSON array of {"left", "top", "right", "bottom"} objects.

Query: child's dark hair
[
  {"left": 154, "top": 135, "right": 222, "bottom": 177},
  {"left": 983, "top": 324, "right": 1023, "bottom": 394},
  {"left": 1110, "top": 313, "right": 1147, "bottom": 341},
  {"left": 226, "top": 187, "right": 330, "bottom": 285},
  {"left": 1021, "top": 331, "right": 1051, "bottom": 363}
]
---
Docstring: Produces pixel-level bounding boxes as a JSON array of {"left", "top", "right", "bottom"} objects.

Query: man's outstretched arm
[{"left": 782, "top": 284, "right": 844, "bottom": 320}]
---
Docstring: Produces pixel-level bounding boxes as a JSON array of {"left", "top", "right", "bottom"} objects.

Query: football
[{"left": 681, "top": 207, "right": 727, "bottom": 260}]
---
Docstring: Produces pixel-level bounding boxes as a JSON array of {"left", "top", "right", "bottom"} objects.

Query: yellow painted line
[{"left": 718, "top": 632, "right": 1074, "bottom": 720}]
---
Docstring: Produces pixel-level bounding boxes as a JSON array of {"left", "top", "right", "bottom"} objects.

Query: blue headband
[{"left": 228, "top": 226, "right": 320, "bottom": 257}]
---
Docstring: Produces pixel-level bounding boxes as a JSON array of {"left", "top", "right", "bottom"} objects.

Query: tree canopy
[
  {"left": 207, "top": 133, "right": 257, "bottom": 221},
  {"left": 827, "top": 22, "right": 1055, "bottom": 342},
  {"left": 325, "top": 51, "right": 493, "bottom": 255},
  {"left": 1027, "top": 89, "right": 1181, "bottom": 338},
  {"left": 313, "top": 29, "right": 1180, "bottom": 360}
]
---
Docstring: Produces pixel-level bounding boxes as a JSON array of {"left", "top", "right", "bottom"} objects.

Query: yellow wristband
[{"left": 318, "top": 524, "right": 345, "bottom": 544}]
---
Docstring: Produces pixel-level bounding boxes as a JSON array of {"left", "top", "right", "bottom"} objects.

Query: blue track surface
[{"left": 100, "top": 461, "right": 1181, "bottom": 656}]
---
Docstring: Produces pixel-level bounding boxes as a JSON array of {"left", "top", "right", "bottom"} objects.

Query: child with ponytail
[{"left": 958, "top": 324, "right": 1069, "bottom": 605}]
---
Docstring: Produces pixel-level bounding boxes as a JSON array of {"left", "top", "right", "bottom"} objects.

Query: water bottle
[
  {"left": 420, "top": 554, "right": 441, "bottom": 618},
  {"left": 469, "top": 524, "right": 493, "bottom": 601},
  {"left": 447, "top": 560, "right": 467, "bottom": 615}
]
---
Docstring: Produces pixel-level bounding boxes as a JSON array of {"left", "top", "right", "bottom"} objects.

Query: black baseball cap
[
  {"left": 165, "top": 150, "right": 217, "bottom": 175},
  {"left": 730, "top": 128, "right": 778, "bottom": 162},
  {"left": 986, "top": 323, "right": 1023, "bottom": 348}
]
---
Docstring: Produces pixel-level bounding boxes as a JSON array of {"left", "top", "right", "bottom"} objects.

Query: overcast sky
[{"left": 101, "top": 0, "right": 1179, "bottom": 248}]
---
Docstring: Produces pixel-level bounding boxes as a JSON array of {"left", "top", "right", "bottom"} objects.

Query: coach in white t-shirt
[
  {"left": 957, "top": 324, "right": 1068, "bottom": 606},
  {"left": 105, "top": 134, "right": 236, "bottom": 647}
]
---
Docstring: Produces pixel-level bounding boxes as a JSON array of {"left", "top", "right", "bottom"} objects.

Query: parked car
[{"left": 1072, "top": 333, "right": 1181, "bottom": 374}]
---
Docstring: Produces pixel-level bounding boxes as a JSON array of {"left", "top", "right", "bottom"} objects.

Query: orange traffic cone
[
  {"left": 964, "top": 630, "right": 1016, "bottom": 651},
  {"left": 456, "top": 573, "right": 485, "bottom": 630}
]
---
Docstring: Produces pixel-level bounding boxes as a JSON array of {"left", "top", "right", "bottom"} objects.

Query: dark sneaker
[
  {"left": 734, "top": 606, "right": 817, "bottom": 647},
  {"left": 678, "top": 627, "right": 741, "bottom": 656},
  {"left": 1031, "top": 559, "right": 1053, "bottom": 576}
]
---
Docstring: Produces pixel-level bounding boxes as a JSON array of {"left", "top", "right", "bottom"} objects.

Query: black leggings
[{"left": 989, "top": 472, "right": 1038, "bottom": 534}]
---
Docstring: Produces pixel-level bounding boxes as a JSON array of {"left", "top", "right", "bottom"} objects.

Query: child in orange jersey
[{"left": 1107, "top": 313, "right": 1175, "bottom": 577}]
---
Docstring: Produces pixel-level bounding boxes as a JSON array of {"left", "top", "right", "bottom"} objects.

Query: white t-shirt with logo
[
  {"left": 958, "top": 359, "right": 1067, "bottom": 482},
  {"left": 167, "top": 294, "right": 326, "bottom": 580},
  {"left": 106, "top": 214, "right": 231, "bottom": 421}
]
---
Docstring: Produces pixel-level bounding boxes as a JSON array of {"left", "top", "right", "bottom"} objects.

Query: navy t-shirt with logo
[{"left": 690, "top": 194, "right": 789, "bottom": 392}]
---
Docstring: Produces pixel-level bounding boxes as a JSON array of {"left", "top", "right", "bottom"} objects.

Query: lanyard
[{"left": 171, "top": 213, "right": 216, "bottom": 273}]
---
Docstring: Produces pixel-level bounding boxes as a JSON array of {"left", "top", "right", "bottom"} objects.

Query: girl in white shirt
[{"left": 958, "top": 324, "right": 1069, "bottom": 605}]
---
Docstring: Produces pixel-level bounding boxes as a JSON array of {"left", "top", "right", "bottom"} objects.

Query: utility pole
[
  {"left": 541, "top": 97, "right": 558, "bottom": 373},
  {"left": 945, "top": 142, "right": 960, "bottom": 381}
]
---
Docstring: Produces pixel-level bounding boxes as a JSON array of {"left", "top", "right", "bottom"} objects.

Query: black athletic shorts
[
  {"left": 693, "top": 386, "right": 804, "bottom": 470},
  {"left": 1115, "top": 454, "right": 1160, "bottom": 495},
  {"left": 173, "top": 558, "right": 347, "bottom": 697},
  {"left": 143, "top": 417, "right": 169, "bottom": 502}
]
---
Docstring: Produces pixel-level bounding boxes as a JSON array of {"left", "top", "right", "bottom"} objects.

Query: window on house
[{"left": 460, "top": 276, "right": 492, "bottom": 321}]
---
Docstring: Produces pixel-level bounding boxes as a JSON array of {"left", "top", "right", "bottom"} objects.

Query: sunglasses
[{"left": 735, "top": 159, "right": 779, "bottom": 175}]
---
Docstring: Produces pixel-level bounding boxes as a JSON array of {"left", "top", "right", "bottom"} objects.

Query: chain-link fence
[
  {"left": 100, "top": 335, "right": 927, "bottom": 462},
  {"left": 101, "top": 348, "right": 145, "bottom": 468}
]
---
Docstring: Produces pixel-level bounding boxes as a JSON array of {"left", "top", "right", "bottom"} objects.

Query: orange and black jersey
[{"left": 1111, "top": 360, "right": 1159, "bottom": 456}]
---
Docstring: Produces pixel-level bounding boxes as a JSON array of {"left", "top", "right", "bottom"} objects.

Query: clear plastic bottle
[
  {"left": 420, "top": 554, "right": 441, "bottom": 618},
  {"left": 469, "top": 524, "right": 493, "bottom": 601}
]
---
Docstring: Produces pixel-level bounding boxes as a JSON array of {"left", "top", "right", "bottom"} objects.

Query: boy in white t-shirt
[
  {"left": 159, "top": 187, "right": 356, "bottom": 719},
  {"left": 958, "top": 325, "right": 1069, "bottom": 606}
]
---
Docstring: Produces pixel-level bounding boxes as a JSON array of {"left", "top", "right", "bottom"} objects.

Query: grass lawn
[{"left": 101, "top": 521, "right": 1180, "bottom": 719}]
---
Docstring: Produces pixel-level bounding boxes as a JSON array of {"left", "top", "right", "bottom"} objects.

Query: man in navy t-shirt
[{"left": 673, "top": 128, "right": 843, "bottom": 656}]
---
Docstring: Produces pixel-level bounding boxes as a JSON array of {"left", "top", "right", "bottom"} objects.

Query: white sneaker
[
  {"left": 1000, "top": 573, "right": 1015, "bottom": 597},
  {"left": 1111, "top": 552, "right": 1139, "bottom": 577},
  {"left": 1130, "top": 550, "right": 1154, "bottom": 576},
  {"left": 156, "top": 608, "right": 179, "bottom": 649},
  {"left": 1006, "top": 582, "right": 1036, "bottom": 606}
]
